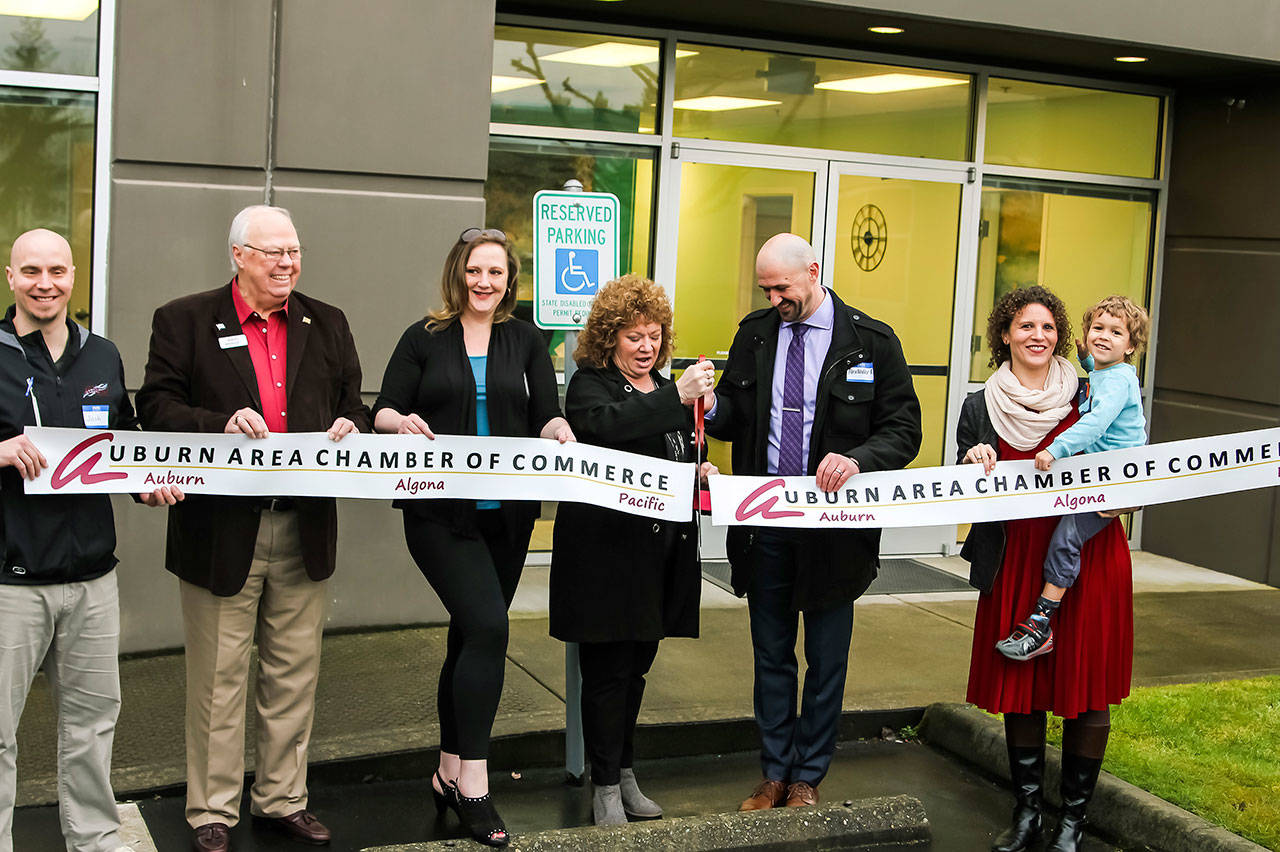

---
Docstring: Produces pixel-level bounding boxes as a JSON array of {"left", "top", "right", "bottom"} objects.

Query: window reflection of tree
[{"left": 508, "top": 41, "right": 656, "bottom": 132}]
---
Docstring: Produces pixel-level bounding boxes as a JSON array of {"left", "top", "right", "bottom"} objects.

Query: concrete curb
[
  {"left": 918, "top": 702, "right": 1268, "bottom": 852},
  {"left": 359, "top": 795, "right": 930, "bottom": 851}
]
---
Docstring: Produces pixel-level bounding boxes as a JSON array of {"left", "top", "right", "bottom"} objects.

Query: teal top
[
  {"left": 1047, "top": 355, "right": 1146, "bottom": 459},
  {"left": 470, "top": 355, "right": 500, "bottom": 510}
]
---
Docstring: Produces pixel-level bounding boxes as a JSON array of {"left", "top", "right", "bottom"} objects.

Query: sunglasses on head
[{"left": 459, "top": 228, "right": 508, "bottom": 244}]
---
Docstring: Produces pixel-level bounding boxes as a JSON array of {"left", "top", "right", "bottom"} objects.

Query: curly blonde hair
[
  {"left": 1082, "top": 295, "right": 1150, "bottom": 361},
  {"left": 574, "top": 274, "right": 674, "bottom": 369}
]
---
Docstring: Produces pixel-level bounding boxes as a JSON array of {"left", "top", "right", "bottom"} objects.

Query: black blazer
[
  {"left": 372, "top": 316, "right": 562, "bottom": 535},
  {"left": 706, "top": 289, "right": 922, "bottom": 611},
  {"left": 549, "top": 364, "right": 700, "bottom": 643},
  {"left": 137, "top": 283, "right": 371, "bottom": 596}
]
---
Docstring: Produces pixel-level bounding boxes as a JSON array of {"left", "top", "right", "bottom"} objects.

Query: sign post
[{"left": 535, "top": 180, "right": 621, "bottom": 785}]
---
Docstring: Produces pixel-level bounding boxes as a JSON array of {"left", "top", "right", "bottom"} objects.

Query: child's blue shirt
[{"left": 1047, "top": 355, "right": 1146, "bottom": 459}]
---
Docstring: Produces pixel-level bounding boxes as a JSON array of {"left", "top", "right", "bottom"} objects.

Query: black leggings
[
  {"left": 404, "top": 511, "right": 532, "bottom": 759},
  {"left": 578, "top": 640, "right": 660, "bottom": 786}
]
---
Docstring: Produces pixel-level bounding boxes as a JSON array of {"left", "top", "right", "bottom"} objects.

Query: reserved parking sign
[{"left": 533, "top": 189, "right": 619, "bottom": 329}]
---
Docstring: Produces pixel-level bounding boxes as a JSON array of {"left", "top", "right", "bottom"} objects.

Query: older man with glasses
[{"left": 137, "top": 205, "right": 370, "bottom": 852}]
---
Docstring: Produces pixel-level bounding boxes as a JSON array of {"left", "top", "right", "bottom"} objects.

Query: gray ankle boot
[
  {"left": 619, "top": 767, "right": 662, "bottom": 819},
  {"left": 592, "top": 783, "right": 627, "bottom": 826}
]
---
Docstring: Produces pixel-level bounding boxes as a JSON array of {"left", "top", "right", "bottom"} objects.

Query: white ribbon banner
[
  {"left": 22, "top": 427, "right": 695, "bottom": 523},
  {"left": 710, "top": 427, "right": 1280, "bottom": 529}
]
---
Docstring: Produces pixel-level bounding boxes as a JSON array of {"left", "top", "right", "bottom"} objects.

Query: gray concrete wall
[
  {"left": 1143, "top": 83, "right": 1280, "bottom": 587},
  {"left": 820, "top": 0, "right": 1280, "bottom": 63},
  {"left": 109, "top": 0, "right": 496, "bottom": 652}
]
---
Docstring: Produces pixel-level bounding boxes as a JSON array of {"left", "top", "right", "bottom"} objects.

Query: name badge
[
  {"left": 846, "top": 362, "right": 874, "bottom": 383},
  {"left": 82, "top": 404, "right": 110, "bottom": 429},
  {"left": 218, "top": 334, "right": 249, "bottom": 350}
]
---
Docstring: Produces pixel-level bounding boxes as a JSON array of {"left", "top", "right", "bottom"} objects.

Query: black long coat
[
  {"left": 549, "top": 364, "right": 701, "bottom": 643},
  {"left": 706, "top": 289, "right": 922, "bottom": 612}
]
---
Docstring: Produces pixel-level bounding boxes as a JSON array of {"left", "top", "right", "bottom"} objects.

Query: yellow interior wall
[
  {"left": 971, "top": 190, "right": 1152, "bottom": 382},
  {"left": 671, "top": 162, "right": 814, "bottom": 360},
  {"left": 985, "top": 86, "right": 1161, "bottom": 179},
  {"left": 912, "top": 375, "right": 947, "bottom": 468},
  {"left": 675, "top": 102, "right": 970, "bottom": 162},
  {"left": 632, "top": 158, "right": 654, "bottom": 276},
  {"left": 829, "top": 175, "right": 959, "bottom": 365}
]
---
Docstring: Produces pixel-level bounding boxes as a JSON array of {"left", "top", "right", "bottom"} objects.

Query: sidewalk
[{"left": 14, "top": 550, "right": 1277, "bottom": 809}]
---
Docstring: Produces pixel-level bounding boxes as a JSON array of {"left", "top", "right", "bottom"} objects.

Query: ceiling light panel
[
  {"left": 815, "top": 73, "right": 966, "bottom": 94},
  {"left": 673, "top": 96, "right": 781, "bottom": 111},
  {"left": 491, "top": 75, "right": 544, "bottom": 93},
  {"left": 0, "top": 0, "right": 97, "bottom": 20},
  {"left": 541, "top": 42, "right": 696, "bottom": 67}
]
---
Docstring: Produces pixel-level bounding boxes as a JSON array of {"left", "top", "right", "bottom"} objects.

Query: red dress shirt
[{"left": 232, "top": 279, "right": 288, "bottom": 432}]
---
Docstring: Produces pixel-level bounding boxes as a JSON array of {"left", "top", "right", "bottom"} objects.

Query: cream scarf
[{"left": 983, "top": 356, "right": 1078, "bottom": 451}]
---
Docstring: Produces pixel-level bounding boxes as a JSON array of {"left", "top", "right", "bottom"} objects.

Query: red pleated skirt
[{"left": 966, "top": 412, "right": 1134, "bottom": 718}]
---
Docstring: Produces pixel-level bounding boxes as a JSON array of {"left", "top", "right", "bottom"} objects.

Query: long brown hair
[{"left": 426, "top": 232, "right": 520, "bottom": 330}]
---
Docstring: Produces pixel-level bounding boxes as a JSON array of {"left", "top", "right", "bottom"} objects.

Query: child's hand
[
  {"left": 1075, "top": 339, "right": 1088, "bottom": 362},
  {"left": 1034, "top": 450, "right": 1055, "bottom": 471}
]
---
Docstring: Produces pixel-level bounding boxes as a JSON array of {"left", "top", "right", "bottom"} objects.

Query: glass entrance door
[
  {"left": 657, "top": 149, "right": 975, "bottom": 557},
  {"left": 822, "top": 162, "right": 975, "bottom": 554}
]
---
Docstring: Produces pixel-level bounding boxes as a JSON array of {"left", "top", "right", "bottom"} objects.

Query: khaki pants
[
  {"left": 181, "top": 509, "right": 326, "bottom": 829},
  {"left": 0, "top": 572, "right": 123, "bottom": 852}
]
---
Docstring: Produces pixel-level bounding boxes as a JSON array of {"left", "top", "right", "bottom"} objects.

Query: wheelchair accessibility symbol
[{"left": 555, "top": 248, "right": 599, "bottom": 295}]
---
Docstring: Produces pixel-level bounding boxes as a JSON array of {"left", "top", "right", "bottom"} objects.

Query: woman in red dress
[{"left": 956, "top": 285, "right": 1133, "bottom": 852}]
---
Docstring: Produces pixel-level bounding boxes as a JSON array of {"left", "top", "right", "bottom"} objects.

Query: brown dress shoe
[
  {"left": 192, "top": 822, "right": 230, "bottom": 852},
  {"left": 254, "top": 809, "right": 331, "bottom": 845},
  {"left": 739, "top": 778, "right": 787, "bottom": 811},
  {"left": 785, "top": 780, "right": 819, "bottom": 807}
]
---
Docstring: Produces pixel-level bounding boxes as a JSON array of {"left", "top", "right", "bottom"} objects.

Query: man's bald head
[
  {"left": 7, "top": 228, "right": 75, "bottom": 332},
  {"left": 756, "top": 233, "right": 823, "bottom": 323},
  {"left": 757, "top": 233, "right": 816, "bottom": 275},
  {"left": 9, "top": 228, "right": 72, "bottom": 270}
]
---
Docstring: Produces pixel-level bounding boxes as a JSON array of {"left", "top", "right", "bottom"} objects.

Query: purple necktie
[{"left": 777, "top": 324, "right": 808, "bottom": 476}]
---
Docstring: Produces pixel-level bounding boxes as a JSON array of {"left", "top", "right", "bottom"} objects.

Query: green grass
[{"left": 1042, "top": 677, "right": 1280, "bottom": 849}]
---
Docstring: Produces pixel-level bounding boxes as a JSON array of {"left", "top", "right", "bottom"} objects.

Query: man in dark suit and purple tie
[
  {"left": 137, "top": 205, "right": 370, "bottom": 852},
  {"left": 702, "top": 233, "right": 921, "bottom": 812}
]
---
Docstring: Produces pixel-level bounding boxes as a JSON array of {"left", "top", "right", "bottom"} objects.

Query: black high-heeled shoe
[
  {"left": 431, "top": 771, "right": 457, "bottom": 817},
  {"left": 454, "top": 788, "right": 509, "bottom": 848}
]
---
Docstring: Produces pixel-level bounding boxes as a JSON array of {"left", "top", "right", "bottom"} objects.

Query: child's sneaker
[{"left": 996, "top": 614, "right": 1054, "bottom": 661}]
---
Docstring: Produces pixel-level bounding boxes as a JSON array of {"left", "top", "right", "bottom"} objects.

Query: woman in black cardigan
[
  {"left": 549, "top": 274, "right": 716, "bottom": 826},
  {"left": 373, "top": 229, "right": 573, "bottom": 847}
]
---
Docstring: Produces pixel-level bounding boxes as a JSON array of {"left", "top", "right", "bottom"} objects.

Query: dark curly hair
[
  {"left": 573, "top": 274, "right": 674, "bottom": 369},
  {"left": 985, "top": 285, "right": 1073, "bottom": 368}
]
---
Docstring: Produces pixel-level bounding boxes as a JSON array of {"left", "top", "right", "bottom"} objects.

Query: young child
[{"left": 996, "top": 295, "right": 1150, "bottom": 661}]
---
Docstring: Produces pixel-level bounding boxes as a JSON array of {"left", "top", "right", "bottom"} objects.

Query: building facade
[{"left": 3, "top": 0, "right": 1277, "bottom": 651}]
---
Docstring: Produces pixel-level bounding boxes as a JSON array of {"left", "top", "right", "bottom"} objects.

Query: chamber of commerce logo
[
  {"left": 734, "top": 478, "right": 803, "bottom": 521},
  {"left": 50, "top": 432, "right": 128, "bottom": 489}
]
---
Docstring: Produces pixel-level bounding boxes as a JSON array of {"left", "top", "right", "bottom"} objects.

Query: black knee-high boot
[
  {"left": 1049, "top": 712, "right": 1109, "bottom": 852},
  {"left": 992, "top": 712, "right": 1046, "bottom": 852}
]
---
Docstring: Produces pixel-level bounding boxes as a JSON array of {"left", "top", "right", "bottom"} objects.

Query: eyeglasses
[
  {"left": 243, "top": 244, "right": 303, "bottom": 261},
  {"left": 459, "top": 228, "right": 507, "bottom": 244}
]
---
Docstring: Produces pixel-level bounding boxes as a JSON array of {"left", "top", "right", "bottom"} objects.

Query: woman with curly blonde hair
[{"left": 550, "top": 274, "right": 716, "bottom": 827}]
